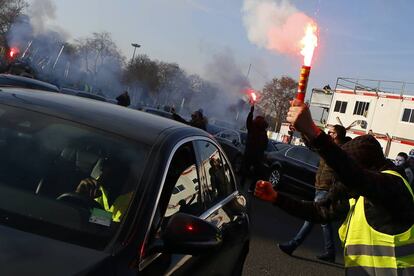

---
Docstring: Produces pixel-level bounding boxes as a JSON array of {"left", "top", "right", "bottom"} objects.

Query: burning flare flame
[
  {"left": 251, "top": 91, "right": 257, "bottom": 102},
  {"left": 300, "top": 23, "right": 318, "bottom": 66}
]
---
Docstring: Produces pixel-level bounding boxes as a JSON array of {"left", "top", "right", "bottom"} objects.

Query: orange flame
[
  {"left": 300, "top": 23, "right": 318, "bottom": 66},
  {"left": 251, "top": 91, "right": 257, "bottom": 102}
]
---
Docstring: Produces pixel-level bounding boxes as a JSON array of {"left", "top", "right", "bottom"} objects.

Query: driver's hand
[{"left": 76, "top": 178, "right": 101, "bottom": 198}]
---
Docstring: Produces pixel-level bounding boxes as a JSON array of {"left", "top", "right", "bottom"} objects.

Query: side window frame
[{"left": 192, "top": 139, "right": 237, "bottom": 210}]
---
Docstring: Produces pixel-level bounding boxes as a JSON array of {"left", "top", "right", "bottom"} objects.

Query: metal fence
[{"left": 335, "top": 77, "right": 414, "bottom": 96}]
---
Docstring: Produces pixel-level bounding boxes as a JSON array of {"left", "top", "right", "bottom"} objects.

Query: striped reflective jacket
[{"left": 339, "top": 170, "right": 414, "bottom": 275}]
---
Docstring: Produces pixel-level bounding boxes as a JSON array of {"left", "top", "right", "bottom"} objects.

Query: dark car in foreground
[
  {"left": 265, "top": 144, "right": 320, "bottom": 200},
  {"left": 60, "top": 88, "right": 117, "bottom": 103},
  {"left": 0, "top": 88, "right": 249, "bottom": 275},
  {"left": 0, "top": 73, "right": 59, "bottom": 92}
]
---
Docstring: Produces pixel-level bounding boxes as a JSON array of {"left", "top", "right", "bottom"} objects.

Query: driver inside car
[{"left": 75, "top": 157, "right": 132, "bottom": 222}]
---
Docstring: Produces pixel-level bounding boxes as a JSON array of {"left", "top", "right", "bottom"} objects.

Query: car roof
[
  {"left": 0, "top": 74, "right": 59, "bottom": 92},
  {"left": 0, "top": 87, "right": 208, "bottom": 145}
]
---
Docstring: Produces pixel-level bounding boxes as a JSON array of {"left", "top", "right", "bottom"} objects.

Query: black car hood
[{"left": 0, "top": 224, "right": 109, "bottom": 275}]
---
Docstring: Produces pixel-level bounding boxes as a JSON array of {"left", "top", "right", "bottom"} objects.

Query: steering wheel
[{"left": 57, "top": 192, "right": 103, "bottom": 209}]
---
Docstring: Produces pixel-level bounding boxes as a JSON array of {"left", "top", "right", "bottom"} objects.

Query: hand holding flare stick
[
  {"left": 296, "top": 23, "right": 318, "bottom": 103},
  {"left": 289, "top": 23, "right": 318, "bottom": 135}
]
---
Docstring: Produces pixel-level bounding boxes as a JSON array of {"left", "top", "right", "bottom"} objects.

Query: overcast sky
[{"left": 30, "top": 0, "right": 414, "bottom": 95}]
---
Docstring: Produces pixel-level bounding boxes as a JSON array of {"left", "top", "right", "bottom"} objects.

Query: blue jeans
[{"left": 290, "top": 190, "right": 335, "bottom": 254}]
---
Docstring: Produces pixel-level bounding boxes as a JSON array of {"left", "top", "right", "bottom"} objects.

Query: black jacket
[
  {"left": 245, "top": 106, "right": 268, "bottom": 159},
  {"left": 274, "top": 133, "right": 414, "bottom": 235}
]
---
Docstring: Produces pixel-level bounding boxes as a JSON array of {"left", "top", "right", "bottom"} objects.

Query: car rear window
[{"left": 0, "top": 104, "right": 149, "bottom": 249}]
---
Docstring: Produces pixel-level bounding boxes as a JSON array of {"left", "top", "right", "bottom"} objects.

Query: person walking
[
  {"left": 278, "top": 124, "right": 348, "bottom": 262},
  {"left": 254, "top": 99, "right": 414, "bottom": 275},
  {"left": 240, "top": 103, "right": 268, "bottom": 192}
]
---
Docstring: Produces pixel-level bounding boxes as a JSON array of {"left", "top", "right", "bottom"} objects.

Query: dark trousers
[{"left": 240, "top": 154, "right": 265, "bottom": 190}]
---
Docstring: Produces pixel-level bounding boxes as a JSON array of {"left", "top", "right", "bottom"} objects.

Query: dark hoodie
[
  {"left": 274, "top": 133, "right": 414, "bottom": 235},
  {"left": 245, "top": 105, "right": 269, "bottom": 159}
]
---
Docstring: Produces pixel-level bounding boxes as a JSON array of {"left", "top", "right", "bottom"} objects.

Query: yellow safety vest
[
  {"left": 339, "top": 170, "right": 414, "bottom": 275},
  {"left": 95, "top": 186, "right": 132, "bottom": 222}
]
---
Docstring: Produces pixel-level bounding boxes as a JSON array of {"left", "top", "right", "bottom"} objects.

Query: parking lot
[{"left": 242, "top": 190, "right": 344, "bottom": 276}]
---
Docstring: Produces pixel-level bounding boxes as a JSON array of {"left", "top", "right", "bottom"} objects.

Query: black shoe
[
  {"left": 278, "top": 242, "right": 296, "bottom": 256},
  {"left": 316, "top": 252, "right": 335, "bottom": 263}
]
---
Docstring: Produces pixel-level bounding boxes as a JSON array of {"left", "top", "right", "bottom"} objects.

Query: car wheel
[
  {"left": 233, "top": 155, "right": 243, "bottom": 173},
  {"left": 269, "top": 166, "right": 282, "bottom": 189}
]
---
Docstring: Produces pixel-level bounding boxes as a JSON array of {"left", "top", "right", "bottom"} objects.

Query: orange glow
[
  {"left": 9, "top": 47, "right": 19, "bottom": 58},
  {"left": 251, "top": 91, "right": 257, "bottom": 102},
  {"left": 300, "top": 23, "right": 318, "bottom": 66}
]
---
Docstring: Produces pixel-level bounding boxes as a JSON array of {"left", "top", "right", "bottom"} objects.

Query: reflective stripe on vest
[
  {"left": 338, "top": 170, "right": 414, "bottom": 274},
  {"left": 95, "top": 186, "right": 132, "bottom": 222}
]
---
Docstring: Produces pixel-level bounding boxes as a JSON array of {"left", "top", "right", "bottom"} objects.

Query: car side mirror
[{"left": 160, "top": 213, "right": 222, "bottom": 255}]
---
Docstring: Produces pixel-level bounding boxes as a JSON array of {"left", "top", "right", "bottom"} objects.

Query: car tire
[
  {"left": 233, "top": 155, "right": 243, "bottom": 173},
  {"left": 269, "top": 166, "right": 282, "bottom": 189}
]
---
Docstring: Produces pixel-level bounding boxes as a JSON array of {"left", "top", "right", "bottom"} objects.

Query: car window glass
[
  {"left": 286, "top": 147, "right": 299, "bottom": 159},
  {"left": 0, "top": 104, "right": 148, "bottom": 250},
  {"left": 163, "top": 142, "right": 202, "bottom": 218},
  {"left": 287, "top": 147, "right": 319, "bottom": 167},
  {"left": 195, "top": 140, "right": 235, "bottom": 209},
  {"left": 275, "top": 143, "right": 290, "bottom": 151}
]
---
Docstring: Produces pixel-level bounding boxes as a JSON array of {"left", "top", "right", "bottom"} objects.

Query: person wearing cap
[{"left": 255, "top": 99, "right": 414, "bottom": 275}]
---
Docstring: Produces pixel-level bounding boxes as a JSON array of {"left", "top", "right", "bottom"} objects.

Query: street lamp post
[{"left": 131, "top": 43, "right": 141, "bottom": 61}]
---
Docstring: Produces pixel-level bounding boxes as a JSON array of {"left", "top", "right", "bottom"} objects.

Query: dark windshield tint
[{"left": 0, "top": 104, "right": 148, "bottom": 249}]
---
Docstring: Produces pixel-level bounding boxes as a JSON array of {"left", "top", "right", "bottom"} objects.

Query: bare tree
[
  {"left": 123, "top": 54, "right": 160, "bottom": 93},
  {"left": 75, "top": 32, "right": 124, "bottom": 77},
  {"left": 0, "top": 0, "right": 28, "bottom": 47},
  {"left": 259, "top": 76, "right": 297, "bottom": 131}
]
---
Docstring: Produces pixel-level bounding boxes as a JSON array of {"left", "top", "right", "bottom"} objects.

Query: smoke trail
[
  {"left": 242, "top": 0, "right": 315, "bottom": 55},
  {"left": 28, "top": 0, "right": 57, "bottom": 35}
]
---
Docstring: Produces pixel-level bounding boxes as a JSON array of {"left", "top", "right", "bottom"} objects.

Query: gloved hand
[{"left": 254, "top": 180, "right": 277, "bottom": 203}]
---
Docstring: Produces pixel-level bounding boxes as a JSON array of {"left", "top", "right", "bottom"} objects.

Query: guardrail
[{"left": 335, "top": 77, "right": 414, "bottom": 96}]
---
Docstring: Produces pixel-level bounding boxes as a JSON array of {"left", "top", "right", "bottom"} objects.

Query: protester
[
  {"left": 172, "top": 109, "right": 208, "bottom": 131},
  {"left": 116, "top": 91, "right": 131, "bottom": 107},
  {"left": 76, "top": 157, "right": 131, "bottom": 222},
  {"left": 255, "top": 99, "right": 414, "bottom": 275},
  {"left": 240, "top": 103, "right": 268, "bottom": 192},
  {"left": 278, "top": 124, "right": 348, "bottom": 263},
  {"left": 394, "top": 152, "right": 413, "bottom": 185}
]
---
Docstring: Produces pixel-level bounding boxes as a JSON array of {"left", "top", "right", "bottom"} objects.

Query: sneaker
[
  {"left": 278, "top": 242, "right": 296, "bottom": 256},
  {"left": 316, "top": 252, "right": 335, "bottom": 263}
]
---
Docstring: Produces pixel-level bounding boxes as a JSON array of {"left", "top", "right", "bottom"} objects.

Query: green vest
[
  {"left": 339, "top": 170, "right": 414, "bottom": 275},
  {"left": 95, "top": 186, "right": 132, "bottom": 222}
]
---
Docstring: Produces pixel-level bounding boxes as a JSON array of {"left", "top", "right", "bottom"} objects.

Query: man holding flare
[{"left": 254, "top": 99, "right": 414, "bottom": 275}]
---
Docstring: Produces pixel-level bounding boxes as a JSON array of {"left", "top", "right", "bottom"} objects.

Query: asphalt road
[{"left": 241, "top": 190, "right": 345, "bottom": 276}]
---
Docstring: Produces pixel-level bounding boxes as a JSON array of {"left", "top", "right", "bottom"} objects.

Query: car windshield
[{"left": 0, "top": 104, "right": 148, "bottom": 249}]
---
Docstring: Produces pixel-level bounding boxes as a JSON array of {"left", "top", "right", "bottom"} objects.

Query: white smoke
[
  {"left": 28, "top": 0, "right": 57, "bottom": 34},
  {"left": 242, "top": 0, "right": 315, "bottom": 55}
]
